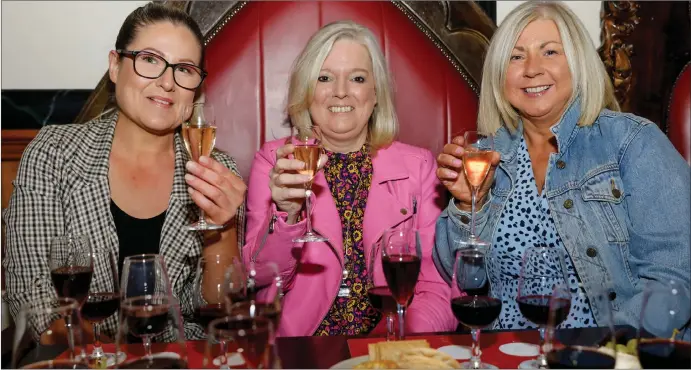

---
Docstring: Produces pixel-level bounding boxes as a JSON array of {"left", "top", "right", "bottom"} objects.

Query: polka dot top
[{"left": 489, "top": 137, "right": 596, "bottom": 330}]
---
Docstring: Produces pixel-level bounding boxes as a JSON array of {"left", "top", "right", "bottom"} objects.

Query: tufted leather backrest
[
  {"left": 202, "top": 1, "right": 480, "bottom": 179},
  {"left": 667, "top": 62, "right": 691, "bottom": 163}
]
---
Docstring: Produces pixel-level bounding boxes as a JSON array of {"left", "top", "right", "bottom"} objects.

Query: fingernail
[
  {"left": 452, "top": 159, "right": 462, "bottom": 166},
  {"left": 184, "top": 174, "right": 193, "bottom": 182},
  {"left": 186, "top": 161, "right": 196, "bottom": 171},
  {"left": 454, "top": 147, "right": 463, "bottom": 155},
  {"left": 187, "top": 187, "right": 194, "bottom": 194},
  {"left": 199, "top": 156, "right": 210, "bottom": 164}
]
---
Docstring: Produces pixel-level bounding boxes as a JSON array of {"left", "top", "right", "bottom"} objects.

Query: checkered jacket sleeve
[{"left": 3, "top": 124, "right": 66, "bottom": 332}]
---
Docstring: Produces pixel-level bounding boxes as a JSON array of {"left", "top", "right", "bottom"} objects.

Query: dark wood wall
[{"left": 599, "top": 1, "right": 691, "bottom": 130}]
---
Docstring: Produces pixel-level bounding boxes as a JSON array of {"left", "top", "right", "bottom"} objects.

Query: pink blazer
[{"left": 242, "top": 139, "right": 457, "bottom": 337}]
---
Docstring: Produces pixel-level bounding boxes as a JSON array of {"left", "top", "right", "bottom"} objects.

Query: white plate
[{"left": 330, "top": 355, "right": 369, "bottom": 369}]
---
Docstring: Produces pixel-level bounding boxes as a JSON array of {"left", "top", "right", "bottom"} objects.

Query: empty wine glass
[
  {"left": 117, "top": 254, "right": 187, "bottom": 368},
  {"left": 451, "top": 247, "right": 502, "bottom": 369},
  {"left": 49, "top": 235, "right": 94, "bottom": 304},
  {"left": 381, "top": 227, "right": 421, "bottom": 340},
  {"left": 83, "top": 247, "right": 124, "bottom": 367},
  {"left": 12, "top": 297, "right": 87, "bottom": 369},
  {"left": 291, "top": 127, "right": 328, "bottom": 243},
  {"left": 182, "top": 102, "right": 222, "bottom": 231},
  {"left": 637, "top": 280, "right": 691, "bottom": 369},
  {"left": 367, "top": 241, "right": 397, "bottom": 341},
  {"left": 458, "top": 131, "right": 495, "bottom": 249},
  {"left": 545, "top": 283, "right": 617, "bottom": 369},
  {"left": 204, "top": 316, "right": 273, "bottom": 369},
  {"left": 517, "top": 246, "right": 571, "bottom": 369}
]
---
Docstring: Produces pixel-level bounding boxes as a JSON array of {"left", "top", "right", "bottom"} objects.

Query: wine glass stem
[
  {"left": 470, "top": 328, "right": 482, "bottom": 369},
  {"left": 305, "top": 190, "right": 314, "bottom": 233},
  {"left": 537, "top": 326, "right": 547, "bottom": 368},
  {"left": 397, "top": 304, "right": 405, "bottom": 339},
  {"left": 386, "top": 313, "right": 395, "bottom": 341},
  {"left": 143, "top": 336, "right": 153, "bottom": 358},
  {"left": 199, "top": 209, "right": 207, "bottom": 225},
  {"left": 92, "top": 323, "right": 103, "bottom": 356},
  {"left": 470, "top": 187, "right": 478, "bottom": 238}
]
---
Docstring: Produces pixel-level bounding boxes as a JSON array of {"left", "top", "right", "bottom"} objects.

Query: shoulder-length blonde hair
[
  {"left": 478, "top": 1, "right": 620, "bottom": 134},
  {"left": 286, "top": 20, "right": 397, "bottom": 151}
]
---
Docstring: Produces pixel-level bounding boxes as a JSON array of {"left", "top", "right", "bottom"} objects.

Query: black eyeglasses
[{"left": 117, "top": 49, "right": 207, "bottom": 90}]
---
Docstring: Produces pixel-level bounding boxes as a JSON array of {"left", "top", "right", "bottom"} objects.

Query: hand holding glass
[
  {"left": 291, "top": 129, "right": 328, "bottom": 242},
  {"left": 458, "top": 131, "right": 494, "bottom": 248}
]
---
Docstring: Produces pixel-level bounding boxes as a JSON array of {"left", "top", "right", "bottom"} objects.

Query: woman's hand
[
  {"left": 269, "top": 142, "right": 327, "bottom": 224},
  {"left": 185, "top": 156, "right": 247, "bottom": 226},
  {"left": 436, "top": 135, "right": 500, "bottom": 212}
]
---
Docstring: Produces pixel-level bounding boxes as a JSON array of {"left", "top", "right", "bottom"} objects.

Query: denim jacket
[{"left": 434, "top": 99, "right": 691, "bottom": 336}]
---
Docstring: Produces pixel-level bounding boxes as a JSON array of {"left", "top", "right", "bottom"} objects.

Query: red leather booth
[
  {"left": 201, "top": 1, "right": 481, "bottom": 179},
  {"left": 667, "top": 62, "right": 691, "bottom": 163}
]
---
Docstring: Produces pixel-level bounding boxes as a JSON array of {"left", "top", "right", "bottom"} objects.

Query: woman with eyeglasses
[{"left": 3, "top": 3, "right": 246, "bottom": 341}]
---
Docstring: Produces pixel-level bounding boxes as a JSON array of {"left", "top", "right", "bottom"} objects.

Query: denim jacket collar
[{"left": 494, "top": 97, "right": 583, "bottom": 163}]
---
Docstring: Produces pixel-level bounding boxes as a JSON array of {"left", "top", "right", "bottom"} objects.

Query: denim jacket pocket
[{"left": 580, "top": 169, "right": 629, "bottom": 243}]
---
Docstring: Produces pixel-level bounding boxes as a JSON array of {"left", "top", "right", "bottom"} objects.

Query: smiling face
[
  {"left": 109, "top": 21, "right": 201, "bottom": 135},
  {"left": 504, "top": 19, "right": 573, "bottom": 127},
  {"left": 308, "top": 38, "right": 377, "bottom": 151}
]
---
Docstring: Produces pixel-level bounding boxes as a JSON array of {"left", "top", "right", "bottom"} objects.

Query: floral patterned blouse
[{"left": 315, "top": 145, "right": 381, "bottom": 336}]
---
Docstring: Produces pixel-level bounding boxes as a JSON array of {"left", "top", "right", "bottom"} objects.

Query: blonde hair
[
  {"left": 286, "top": 20, "right": 397, "bottom": 150},
  {"left": 478, "top": 1, "right": 620, "bottom": 134}
]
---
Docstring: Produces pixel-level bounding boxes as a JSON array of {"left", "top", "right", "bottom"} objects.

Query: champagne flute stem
[
  {"left": 305, "top": 190, "right": 314, "bottom": 233},
  {"left": 537, "top": 326, "right": 547, "bottom": 368},
  {"left": 470, "top": 328, "right": 482, "bottom": 369},
  {"left": 470, "top": 187, "right": 478, "bottom": 238},
  {"left": 199, "top": 208, "right": 207, "bottom": 225},
  {"left": 397, "top": 304, "right": 405, "bottom": 339},
  {"left": 386, "top": 313, "right": 395, "bottom": 341}
]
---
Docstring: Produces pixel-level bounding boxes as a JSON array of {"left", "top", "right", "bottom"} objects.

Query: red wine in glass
[
  {"left": 381, "top": 254, "right": 421, "bottom": 306},
  {"left": 50, "top": 266, "right": 93, "bottom": 303},
  {"left": 81, "top": 293, "right": 119, "bottom": 321},
  {"left": 123, "top": 302, "right": 170, "bottom": 338},
  {"left": 517, "top": 295, "right": 571, "bottom": 327},
  {"left": 451, "top": 296, "right": 502, "bottom": 328},
  {"left": 638, "top": 339, "right": 691, "bottom": 369},
  {"left": 367, "top": 287, "right": 397, "bottom": 315},
  {"left": 546, "top": 346, "right": 616, "bottom": 369},
  {"left": 195, "top": 303, "right": 226, "bottom": 330}
]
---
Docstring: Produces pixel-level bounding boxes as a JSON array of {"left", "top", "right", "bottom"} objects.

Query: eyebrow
[
  {"left": 512, "top": 40, "right": 562, "bottom": 52},
  {"left": 320, "top": 68, "right": 370, "bottom": 75},
  {"left": 142, "top": 47, "right": 198, "bottom": 65}
]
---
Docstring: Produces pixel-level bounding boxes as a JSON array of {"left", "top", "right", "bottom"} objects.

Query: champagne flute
[
  {"left": 458, "top": 131, "right": 495, "bottom": 248},
  {"left": 182, "top": 102, "right": 223, "bottom": 231},
  {"left": 381, "top": 227, "right": 421, "bottom": 340},
  {"left": 637, "top": 280, "right": 691, "bottom": 369},
  {"left": 12, "top": 297, "right": 88, "bottom": 369},
  {"left": 451, "top": 247, "right": 502, "bottom": 369},
  {"left": 291, "top": 128, "right": 328, "bottom": 243},
  {"left": 50, "top": 235, "right": 93, "bottom": 304},
  {"left": 545, "top": 284, "right": 617, "bottom": 369},
  {"left": 516, "top": 246, "right": 571, "bottom": 369},
  {"left": 82, "top": 247, "right": 124, "bottom": 367},
  {"left": 367, "top": 242, "right": 398, "bottom": 341},
  {"left": 117, "top": 254, "right": 187, "bottom": 368}
]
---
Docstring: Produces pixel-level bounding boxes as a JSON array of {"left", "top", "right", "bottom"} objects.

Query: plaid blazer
[{"left": 2, "top": 112, "right": 245, "bottom": 340}]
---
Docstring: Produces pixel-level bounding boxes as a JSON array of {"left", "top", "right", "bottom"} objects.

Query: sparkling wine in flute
[
  {"left": 182, "top": 124, "right": 216, "bottom": 162},
  {"left": 294, "top": 144, "right": 320, "bottom": 188},
  {"left": 463, "top": 149, "right": 493, "bottom": 188}
]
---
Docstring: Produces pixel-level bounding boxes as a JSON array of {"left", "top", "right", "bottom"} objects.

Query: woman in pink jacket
[{"left": 242, "top": 20, "right": 456, "bottom": 337}]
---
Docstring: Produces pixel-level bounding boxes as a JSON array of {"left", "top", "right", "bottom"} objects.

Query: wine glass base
[
  {"left": 184, "top": 221, "right": 224, "bottom": 231},
  {"left": 460, "top": 360, "right": 498, "bottom": 369},
  {"left": 518, "top": 359, "right": 542, "bottom": 369},
  {"left": 293, "top": 232, "right": 329, "bottom": 243},
  {"left": 87, "top": 351, "right": 126, "bottom": 368}
]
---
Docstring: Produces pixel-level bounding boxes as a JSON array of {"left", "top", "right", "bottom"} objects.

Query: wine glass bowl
[
  {"left": 381, "top": 228, "right": 421, "bottom": 339},
  {"left": 450, "top": 247, "right": 502, "bottom": 369},
  {"left": 290, "top": 128, "right": 328, "bottom": 243},
  {"left": 49, "top": 235, "right": 94, "bottom": 304},
  {"left": 637, "top": 280, "right": 691, "bottom": 369},
  {"left": 181, "top": 102, "right": 223, "bottom": 231},
  {"left": 193, "top": 254, "right": 233, "bottom": 332},
  {"left": 367, "top": 242, "right": 397, "bottom": 341},
  {"left": 204, "top": 316, "right": 273, "bottom": 369}
]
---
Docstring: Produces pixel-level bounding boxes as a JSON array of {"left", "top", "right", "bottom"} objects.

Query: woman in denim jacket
[{"left": 434, "top": 1, "right": 690, "bottom": 336}]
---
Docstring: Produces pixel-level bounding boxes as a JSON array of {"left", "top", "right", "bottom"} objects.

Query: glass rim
[
  {"left": 455, "top": 247, "right": 485, "bottom": 259},
  {"left": 21, "top": 297, "right": 79, "bottom": 315},
  {"left": 123, "top": 253, "right": 162, "bottom": 262}
]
